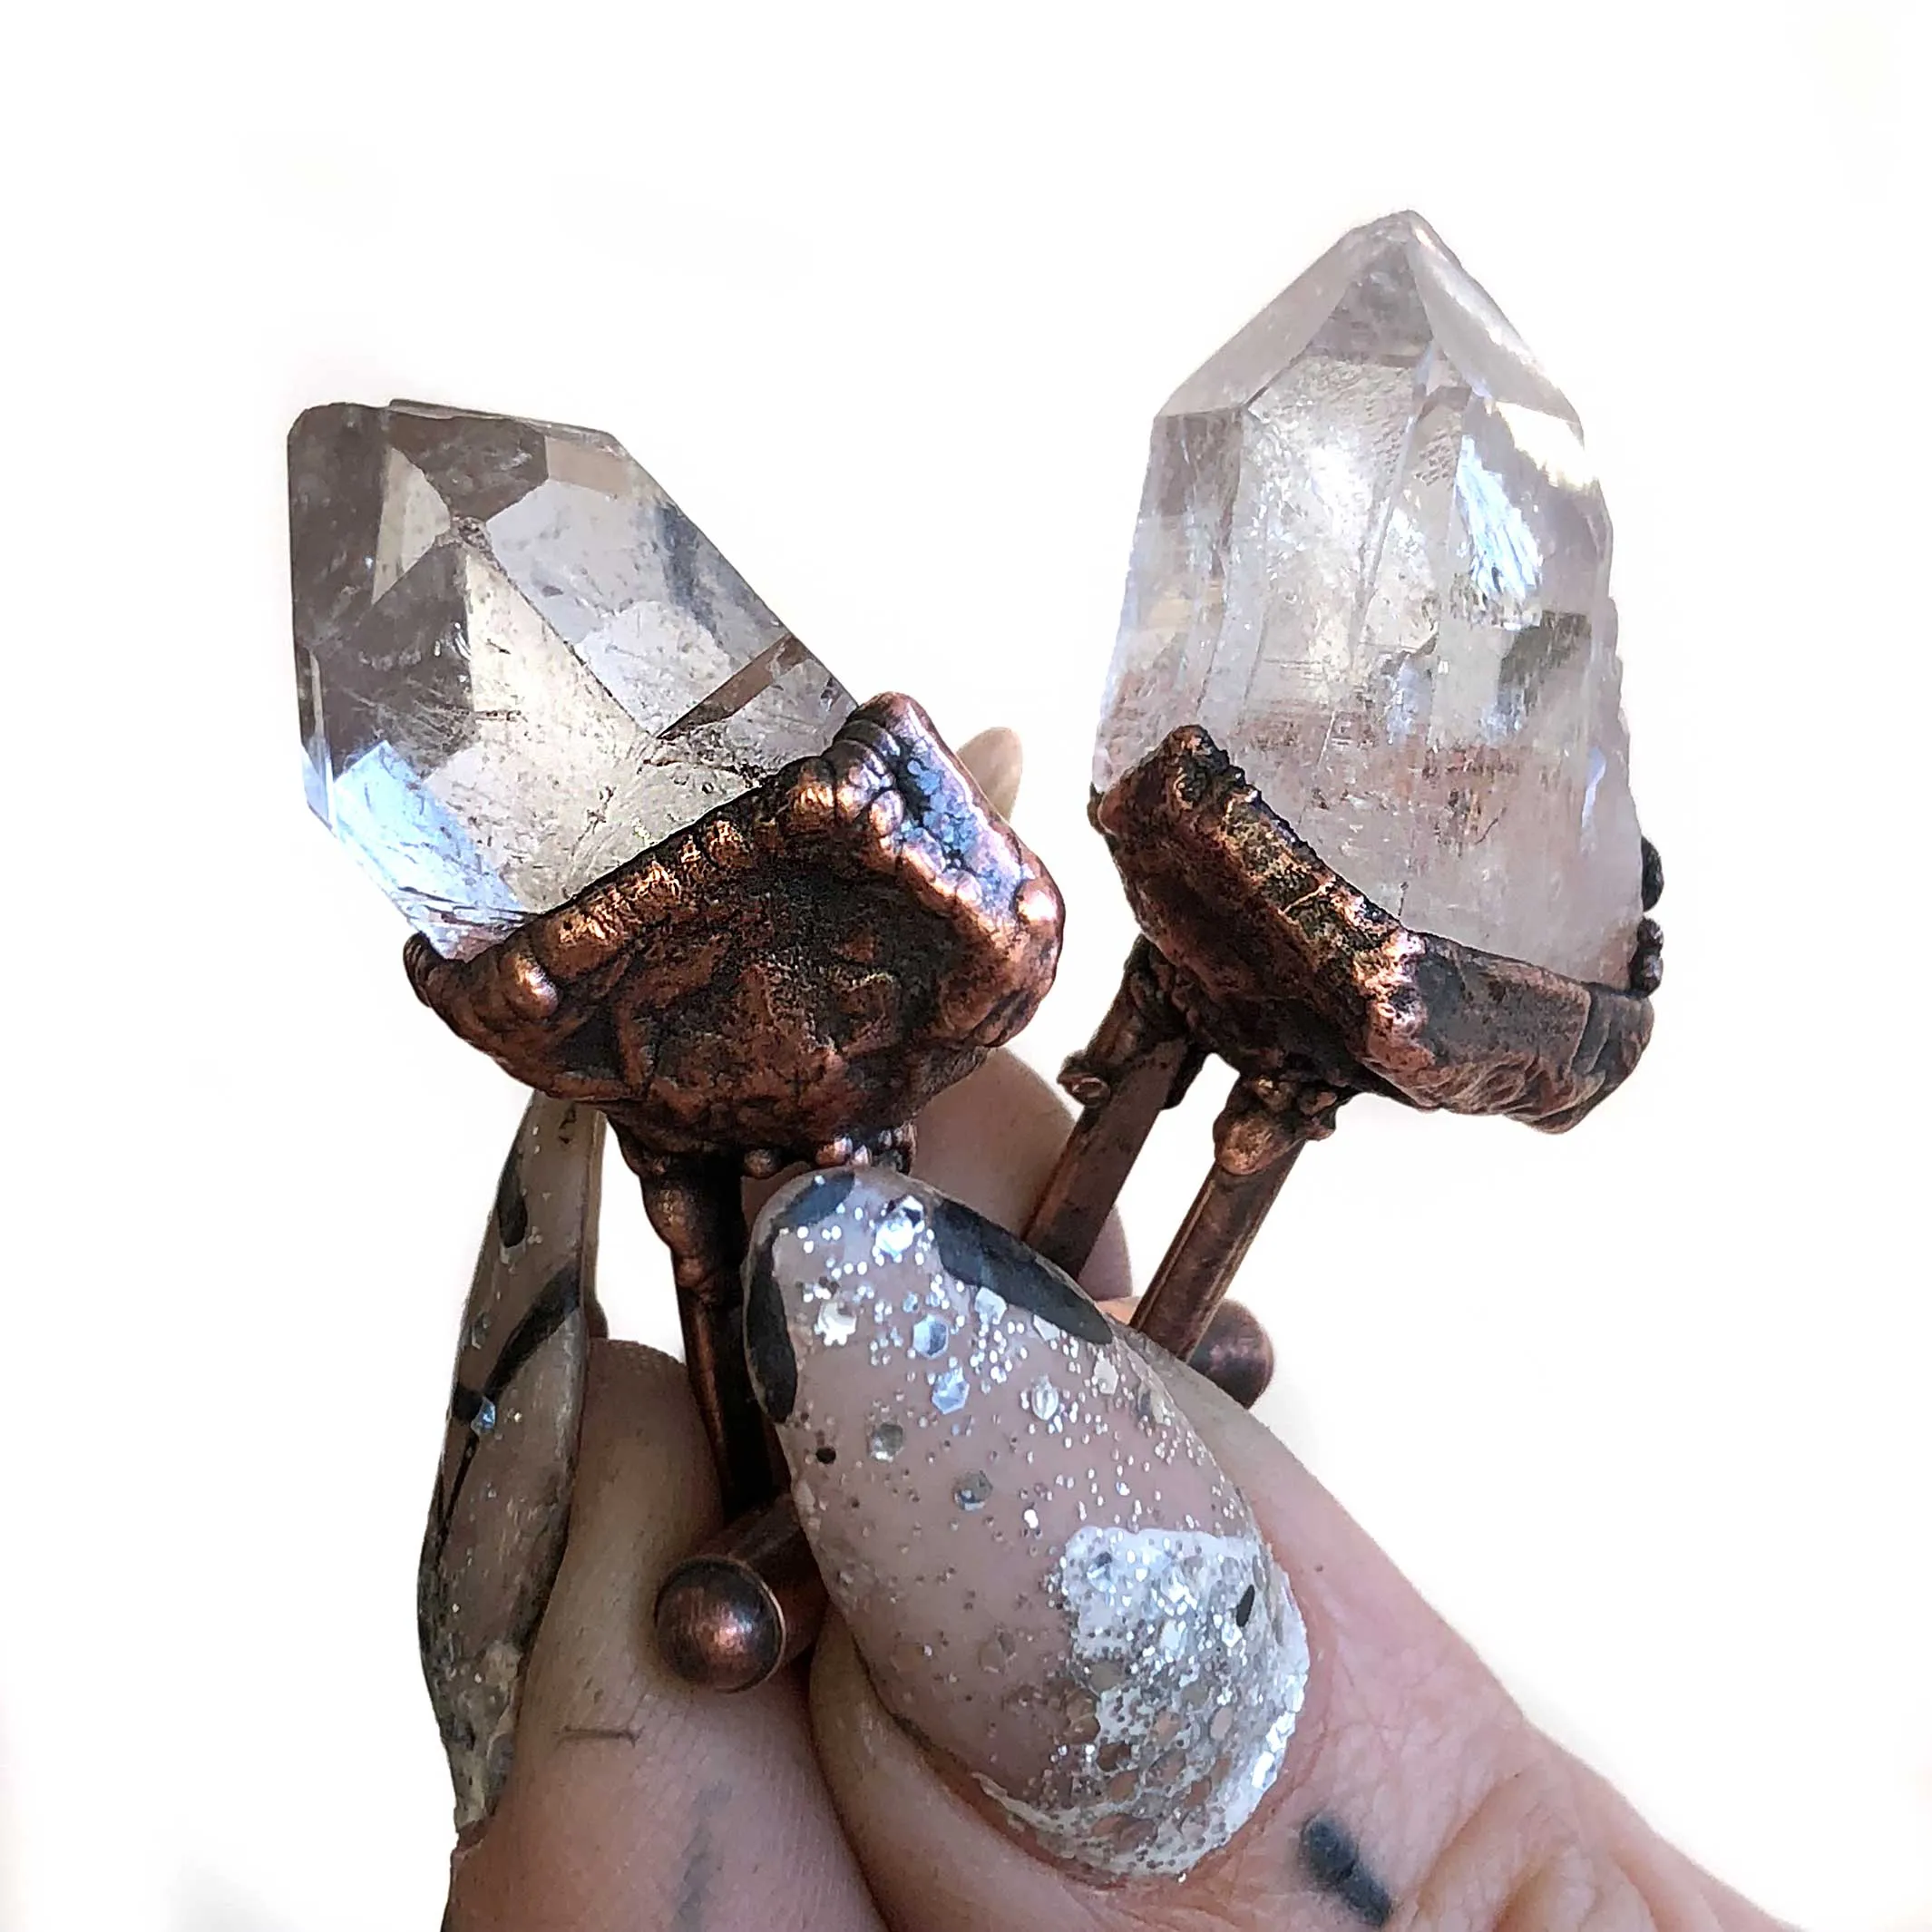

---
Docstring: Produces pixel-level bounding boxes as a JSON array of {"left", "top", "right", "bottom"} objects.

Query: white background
[{"left": 3, "top": 4, "right": 1927, "bottom": 1928}]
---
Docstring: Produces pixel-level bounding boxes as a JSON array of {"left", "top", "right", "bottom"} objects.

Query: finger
[
  {"left": 746, "top": 1168, "right": 1775, "bottom": 1931},
  {"left": 444, "top": 1338, "right": 883, "bottom": 1928},
  {"left": 429, "top": 1095, "right": 875, "bottom": 1931}
]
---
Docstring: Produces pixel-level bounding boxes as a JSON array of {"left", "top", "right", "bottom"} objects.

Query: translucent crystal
[
  {"left": 1096, "top": 212, "right": 1641, "bottom": 984},
  {"left": 289, "top": 400, "right": 854, "bottom": 959}
]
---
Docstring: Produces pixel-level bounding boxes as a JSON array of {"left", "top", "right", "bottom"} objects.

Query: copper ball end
[
  {"left": 654, "top": 1558, "right": 785, "bottom": 1693},
  {"left": 1186, "top": 1298, "right": 1275, "bottom": 1409}
]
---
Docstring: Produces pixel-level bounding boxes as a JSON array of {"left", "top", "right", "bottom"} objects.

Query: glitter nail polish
[{"left": 745, "top": 1167, "right": 1310, "bottom": 1878}]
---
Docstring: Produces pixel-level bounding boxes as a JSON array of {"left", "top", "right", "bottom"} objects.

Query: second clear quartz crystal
[{"left": 1096, "top": 212, "right": 1641, "bottom": 985}]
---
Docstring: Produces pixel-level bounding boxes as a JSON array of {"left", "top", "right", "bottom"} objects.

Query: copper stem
[
  {"left": 1130, "top": 1080, "right": 1332, "bottom": 1362},
  {"left": 1024, "top": 940, "right": 1197, "bottom": 1279},
  {"left": 635, "top": 1159, "right": 772, "bottom": 1516}
]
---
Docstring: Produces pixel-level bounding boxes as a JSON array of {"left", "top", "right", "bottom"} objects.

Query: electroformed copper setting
[
  {"left": 408, "top": 690, "right": 1063, "bottom": 1517},
  {"left": 1026, "top": 726, "right": 1663, "bottom": 1365}
]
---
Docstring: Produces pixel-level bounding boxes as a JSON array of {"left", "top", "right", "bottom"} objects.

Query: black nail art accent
[
  {"left": 814, "top": 1444, "right": 836, "bottom": 1464},
  {"left": 1300, "top": 1816, "right": 1394, "bottom": 1927},
  {"left": 430, "top": 1264, "right": 583, "bottom": 1563},
  {"left": 494, "top": 1142, "right": 530, "bottom": 1250},
  {"left": 1234, "top": 1583, "right": 1256, "bottom": 1628},
  {"left": 931, "top": 1197, "right": 1112, "bottom": 1345},
  {"left": 791, "top": 1168, "right": 856, "bottom": 1225},
  {"left": 745, "top": 1244, "right": 797, "bottom": 1423},
  {"left": 493, "top": 1264, "right": 582, "bottom": 1395},
  {"left": 450, "top": 1384, "right": 490, "bottom": 1428}
]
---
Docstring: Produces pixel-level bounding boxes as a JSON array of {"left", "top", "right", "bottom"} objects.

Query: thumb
[{"left": 746, "top": 1166, "right": 1778, "bottom": 1931}]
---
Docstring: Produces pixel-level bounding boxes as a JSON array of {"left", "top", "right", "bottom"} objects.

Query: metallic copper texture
[
  {"left": 1186, "top": 1296, "right": 1276, "bottom": 1410},
  {"left": 653, "top": 1496, "right": 827, "bottom": 1693},
  {"left": 1099, "top": 727, "right": 1656, "bottom": 1124},
  {"left": 405, "top": 693, "right": 1063, "bottom": 1163},
  {"left": 406, "top": 693, "right": 1062, "bottom": 1512},
  {"left": 1030, "top": 726, "right": 1661, "bottom": 1361},
  {"left": 631, "top": 1155, "right": 771, "bottom": 1515},
  {"left": 1132, "top": 1075, "right": 1343, "bottom": 1361},
  {"left": 1021, "top": 938, "right": 1202, "bottom": 1280}
]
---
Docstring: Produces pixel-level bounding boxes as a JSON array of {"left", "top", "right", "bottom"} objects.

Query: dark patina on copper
[
  {"left": 408, "top": 692, "right": 1064, "bottom": 1514},
  {"left": 1028, "top": 726, "right": 1662, "bottom": 1360}
]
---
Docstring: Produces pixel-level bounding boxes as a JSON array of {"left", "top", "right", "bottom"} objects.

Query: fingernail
[
  {"left": 745, "top": 1167, "right": 1309, "bottom": 1878},
  {"left": 958, "top": 725, "right": 1024, "bottom": 820},
  {"left": 420, "top": 1092, "right": 604, "bottom": 1835}
]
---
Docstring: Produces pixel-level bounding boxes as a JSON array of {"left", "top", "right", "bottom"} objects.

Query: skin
[
  {"left": 446, "top": 735, "right": 1784, "bottom": 1931},
  {"left": 444, "top": 1056, "right": 1783, "bottom": 1932}
]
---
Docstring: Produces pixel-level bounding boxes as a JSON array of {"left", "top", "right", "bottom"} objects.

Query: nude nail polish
[
  {"left": 422, "top": 1091, "right": 603, "bottom": 1833},
  {"left": 745, "top": 1166, "right": 1309, "bottom": 1878}
]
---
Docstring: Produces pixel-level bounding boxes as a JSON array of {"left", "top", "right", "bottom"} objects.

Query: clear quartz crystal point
[
  {"left": 288, "top": 400, "right": 854, "bottom": 960},
  {"left": 1096, "top": 211, "right": 1642, "bottom": 985}
]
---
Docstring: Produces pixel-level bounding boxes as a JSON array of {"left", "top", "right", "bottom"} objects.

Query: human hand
[{"left": 439, "top": 1044, "right": 1779, "bottom": 1932}]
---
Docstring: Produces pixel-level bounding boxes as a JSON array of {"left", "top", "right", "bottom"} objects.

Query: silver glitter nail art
[
  {"left": 954, "top": 1471, "right": 993, "bottom": 1510},
  {"left": 990, "top": 1523, "right": 1304, "bottom": 1871},
  {"left": 873, "top": 1196, "right": 926, "bottom": 1262},
  {"left": 746, "top": 1166, "right": 1310, "bottom": 1879},
  {"left": 815, "top": 1293, "right": 860, "bottom": 1345}
]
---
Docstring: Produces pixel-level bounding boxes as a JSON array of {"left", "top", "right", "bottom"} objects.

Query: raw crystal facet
[
  {"left": 289, "top": 401, "right": 854, "bottom": 959},
  {"left": 1096, "top": 212, "right": 1641, "bottom": 985}
]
